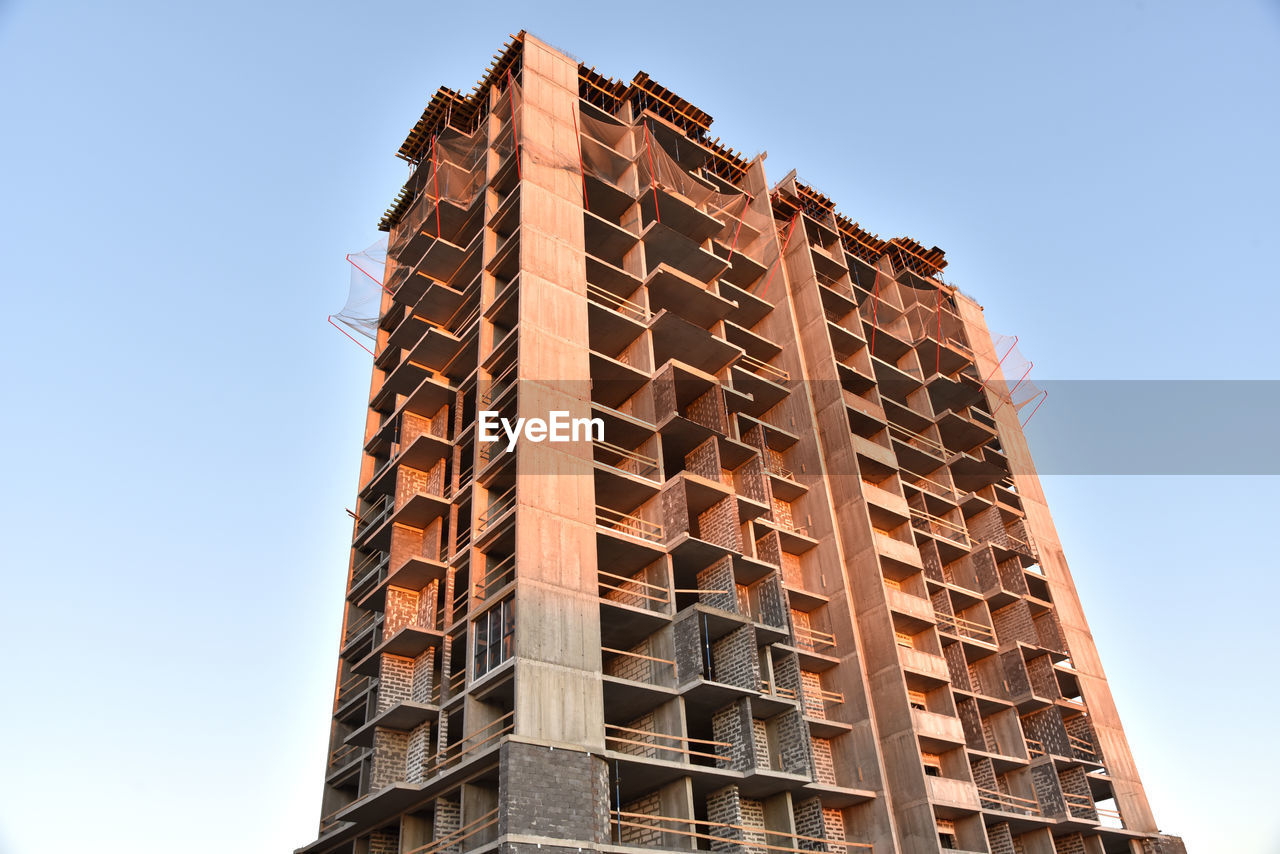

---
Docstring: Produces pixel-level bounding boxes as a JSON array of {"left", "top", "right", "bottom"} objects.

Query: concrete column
[{"left": 510, "top": 35, "right": 606, "bottom": 751}]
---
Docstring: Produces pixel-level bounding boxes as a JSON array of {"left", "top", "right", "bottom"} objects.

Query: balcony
[
  {"left": 976, "top": 786, "right": 1040, "bottom": 817},
  {"left": 587, "top": 281, "right": 650, "bottom": 354},
  {"left": 888, "top": 423, "right": 949, "bottom": 471},
  {"left": 594, "top": 439, "right": 662, "bottom": 507},
  {"left": 909, "top": 509, "right": 971, "bottom": 560},
  {"left": 873, "top": 531, "right": 923, "bottom": 569},
  {"left": 644, "top": 263, "right": 736, "bottom": 327},
  {"left": 897, "top": 646, "right": 950, "bottom": 684},
  {"left": 924, "top": 775, "right": 981, "bottom": 813},
  {"left": 911, "top": 708, "right": 967, "bottom": 750},
  {"left": 934, "top": 611, "right": 997, "bottom": 647},
  {"left": 602, "top": 645, "right": 678, "bottom": 718},
  {"left": 640, "top": 218, "right": 729, "bottom": 284},
  {"left": 885, "top": 585, "right": 934, "bottom": 626}
]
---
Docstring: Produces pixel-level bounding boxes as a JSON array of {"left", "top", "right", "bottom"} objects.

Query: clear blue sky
[{"left": 1, "top": 2, "right": 1276, "bottom": 852}]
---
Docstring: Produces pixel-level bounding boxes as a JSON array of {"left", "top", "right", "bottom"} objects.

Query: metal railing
[
  {"left": 342, "top": 611, "right": 379, "bottom": 647},
  {"left": 612, "top": 811, "right": 872, "bottom": 853},
  {"left": 587, "top": 282, "right": 651, "bottom": 323},
  {"left": 336, "top": 673, "right": 370, "bottom": 705},
  {"left": 480, "top": 358, "right": 517, "bottom": 408},
  {"left": 792, "top": 624, "right": 837, "bottom": 651},
  {"left": 475, "top": 554, "right": 516, "bottom": 602},
  {"left": 603, "top": 646, "right": 676, "bottom": 683},
  {"left": 437, "top": 712, "right": 515, "bottom": 772},
  {"left": 738, "top": 352, "right": 790, "bottom": 383},
  {"left": 355, "top": 495, "right": 395, "bottom": 539},
  {"left": 350, "top": 550, "right": 389, "bottom": 590},
  {"left": 766, "top": 459, "right": 795, "bottom": 480},
  {"left": 904, "top": 473, "right": 958, "bottom": 503},
  {"left": 910, "top": 509, "right": 971, "bottom": 548},
  {"left": 405, "top": 808, "right": 499, "bottom": 854},
  {"left": 596, "top": 505, "right": 663, "bottom": 542},
  {"left": 604, "top": 724, "right": 730, "bottom": 762},
  {"left": 1068, "top": 733, "right": 1098, "bottom": 759},
  {"left": 934, "top": 611, "right": 996, "bottom": 645},
  {"left": 328, "top": 743, "right": 366, "bottom": 768},
  {"left": 599, "top": 569, "right": 670, "bottom": 608},
  {"left": 1062, "top": 791, "right": 1097, "bottom": 818},
  {"left": 760, "top": 679, "right": 799, "bottom": 700},
  {"left": 976, "top": 786, "right": 1040, "bottom": 816},
  {"left": 595, "top": 439, "right": 660, "bottom": 481},
  {"left": 476, "top": 486, "right": 516, "bottom": 534},
  {"left": 888, "top": 423, "right": 948, "bottom": 458}
]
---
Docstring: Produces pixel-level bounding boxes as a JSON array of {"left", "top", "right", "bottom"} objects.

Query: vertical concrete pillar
[{"left": 511, "top": 35, "right": 605, "bottom": 751}]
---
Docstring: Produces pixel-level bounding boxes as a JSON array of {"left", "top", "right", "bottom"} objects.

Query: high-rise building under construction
[{"left": 304, "top": 33, "right": 1184, "bottom": 854}]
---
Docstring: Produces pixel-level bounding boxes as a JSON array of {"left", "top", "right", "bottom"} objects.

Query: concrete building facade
[{"left": 300, "top": 33, "right": 1184, "bottom": 854}]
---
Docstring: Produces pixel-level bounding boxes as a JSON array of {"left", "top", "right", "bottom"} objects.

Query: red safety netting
[{"left": 329, "top": 238, "right": 388, "bottom": 352}]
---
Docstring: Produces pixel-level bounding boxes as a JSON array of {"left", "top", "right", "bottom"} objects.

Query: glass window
[{"left": 474, "top": 597, "right": 515, "bottom": 678}]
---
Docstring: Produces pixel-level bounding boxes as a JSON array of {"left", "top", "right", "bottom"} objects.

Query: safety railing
[
  {"left": 1025, "top": 737, "right": 1046, "bottom": 758},
  {"left": 888, "top": 423, "right": 948, "bottom": 458},
  {"left": 905, "top": 473, "right": 958, "bottom": 503},
  {"left": 765, "top": 459, "right": 795, "bottom": 481},
  {"left": 587, "top": 282, "right": 651, "bottom": 323},
  {"left": 813, "top": 267, "right": 854, "bottom": 298},
  {"left": 604, "top": 724, "right": 731, "bottom": 763},
  {"left": 336, "top": 673, "right": 370, "bottom": 705},
  {"left": 792, "top": 625, "right": 837, "bottom": 651},
  {"left": 602, "top": 646, "right": 677, "bottom": 682},
  {"left": 909, "top": 509, "right": 971, "bottom": 548},
  {"left": 437, "top": 712, "right": 515, "bottom": 773},
  {"left": 432, "top": 302, "right": 479, "bottom": 343},
  {"left": 476, "top": 486, "right": 517, "bottom": 535},
  {"left": 934, "top": 611, "right": 996, "bottom": 645},
  {"left": 444, "top": 667, "right": 467, "bottom": 699},
  {"left": 342, "top": 611, "right": 379, "bottom": 647},
  {"left": 596, "top": 505, "right": 663, "bottom": 543},
  {"left": 329, "top": 743, "right": 366, "bottom": 768},
  {"left": 595, "top": 439, "right": 660, "bottom": 482},
  {"left": 475, "top": 554, "right": 516, "bottom": 602},
  {"left": 611, "top": 811, "right": 872, "bottom": 853},
  {"left": 405, "top": 808, "right": 499, "bottom": 854},
  {"left": 355, "top": 495, "right": 395, "bottom": 539},
  {"left": 1094, "top": 805, "right": 1124, "bottom": 828},
  {"left": 738, "top": 352, "right": 790, "bottom": 384},
  {"left": 976, "top": 786, "right": 1040, "bottom": 816},
  {"left": 1068, "top": 734, "right": 1098, "bottom": 759},
  {"left": 599, "top": 569, "right": 671, "bottom": 608},
  {"left": 817, "top": 687, "right": 845, "bottom": 705},
  {"left": 452, "top": 523, "right": 472, "bottom": 557},
  {"left": 759, "top": 679, "right": 799, "bottom": 701},
  {"left": 350, "top": 549, "right": 389, "bottom": 591},
  {"left": 1062, "top": 791, "right": 1097, "bottom": 818},
  {"left": 480, "top": 358, "right": 517, "bottom": 408}
]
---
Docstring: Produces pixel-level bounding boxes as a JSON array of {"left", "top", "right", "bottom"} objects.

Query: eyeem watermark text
[{"left": 478, "top": 410, "right": 604, "bottom": 453}]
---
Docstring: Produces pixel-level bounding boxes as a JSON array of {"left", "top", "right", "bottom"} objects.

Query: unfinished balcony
[
  {"left": 644, "top": 263, "right": 736, "bottom": 330},
  {"left": 599, "top": 560, "right": 673, "bottom": 651},
  {"left": 603, "top": 634, "right": 679, "bottom": 720},
  {"left": 638, "top": 191, "right": 730, "bottom": 285}
]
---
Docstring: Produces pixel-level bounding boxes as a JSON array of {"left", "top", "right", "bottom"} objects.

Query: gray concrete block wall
[{"left": 498, "top": 742, "right": 609, "bottom": 844}]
